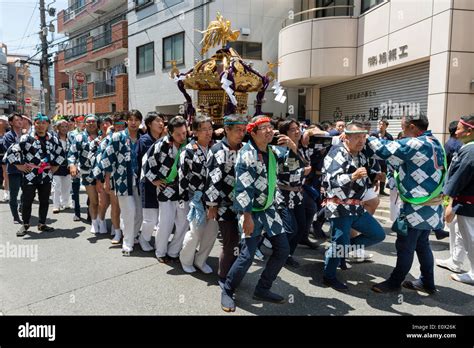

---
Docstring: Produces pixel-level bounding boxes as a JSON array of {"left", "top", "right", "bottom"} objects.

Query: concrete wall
[{"left": 128, "top": 0, "right": 298, "bottom": 118}]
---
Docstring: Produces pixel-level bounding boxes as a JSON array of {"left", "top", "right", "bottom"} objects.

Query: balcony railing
[
  {"left": 64, "top": 0, "right": 87, "bottom": 22},
  {"left": 92, "top": 30, "right": 112, "bottom": 50},
  {"left": 282, "top": 5, "right": 355, "bottom": 28},
  {"left": 75, "top": 84, "right": 88, "bottom": 99},
  {"left": 64, "top": 44, "right": 87, "bottom": 60},
  {"left": 94, "top": 80, "right": 115, "bottom": 97}
]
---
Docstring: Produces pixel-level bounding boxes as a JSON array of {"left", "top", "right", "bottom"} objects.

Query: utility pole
[{"left": 39, "top": 0, "right": 52, "bottom": 115}]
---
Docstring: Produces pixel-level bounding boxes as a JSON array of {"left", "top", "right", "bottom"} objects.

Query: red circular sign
[
  {"left": 74, "top": 71, "right": 86, "bottom": 84},
  {"left": 25, "top": 97, "right": 31, "bottom": 104}
]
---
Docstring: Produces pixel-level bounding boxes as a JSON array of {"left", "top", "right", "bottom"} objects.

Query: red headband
[
  {"left": 246, "top": 117, "right": 271, "bottom": 133},
  {"left": 459, "top": 119, "right": 474, "bottom": 129}
]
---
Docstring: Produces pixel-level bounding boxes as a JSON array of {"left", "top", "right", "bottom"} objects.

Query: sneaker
[
  {"left": 13, "top": 219, "right": 22, "bottom": 225},
  {"left": 254, "top": 248, "right": 265, "bottom": 261},
  {"left": 182, "top": 264, "right": 197, "bottom": 273},
  {"left": 402, "top": 279, "right": 437, "bottom": 295},
  {"left": 323, "top": 276, "right": 348, "bottom": 291},
  {"left": 262, "top": 237, "right": 272, "bottom": 249},
  {"left": 436, "top": 258, "right": 462, "bottom": 273},
  {"left": 371, "top": 280, "right": 401, "bottom": 293},
  {"left": 122, "top": 246, "right": 133, "bottom": 256},
  {"left": 52, "top": 208, "right": 60, "bottom": 214},
  {"left": 73, "top": 215, "right": 81, "bottom": 222},
  {"left": 16, "top": 224, "right": 29, "bottom": 237},
  {"left": 195, "top": 263, "right": 213, "bottom": 274},
  {"left": 253, "top": 288, "right": 285, "bottom": 304},
  {"left": 347, "top": 249, "right": 373, "bottom": 263},
  {"left": 90, "top": 220, "right": 99, "bottom": 234},
  {"left": 98, "top": 220, "right": 108, "bottom": 234},
  {"left": 111, "top": 230, "right": 122, "bottom": 244},
  {"left": 339, "top": 258, "right": 352, "bottom": 270},
  {"left": 138, "top": 235, "right": 154, "bottom": 252},
  {"left": 221, "top": 289, "right": 236, "bottom": 312},
  {"left": 285, "top": 256, "right": 300, "bottom": 268},
  {"left": 299, "top": 239, "right": 318, "bottom": 249},
  {"left": 38, "top": 224, "right": 54, "bottom": 232},
  {"left": 156, "top": 253, "right": 170, "bottom": 264},
  {"left": 450, "top": 273, "right": 474, "bottom": 285}
]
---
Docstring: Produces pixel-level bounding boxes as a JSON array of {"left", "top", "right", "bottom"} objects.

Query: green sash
[
  {"left": 394, "top": 137, "right": 447, "bottom": 205},
  {"left": 252, "top": 148, "right": 277, "bottom": 212},
  {"left": 165, "top": 143, "right": 185, "bottom": 184}
]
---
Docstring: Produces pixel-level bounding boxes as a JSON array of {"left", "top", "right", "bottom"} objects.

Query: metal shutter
[{"left": 320, "top": 61, "right": 430, "bottom": 136}]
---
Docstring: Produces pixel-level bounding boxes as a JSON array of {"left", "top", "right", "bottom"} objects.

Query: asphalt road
[{"left": 0, "top": 191, "right": 472, "bottom": 316}]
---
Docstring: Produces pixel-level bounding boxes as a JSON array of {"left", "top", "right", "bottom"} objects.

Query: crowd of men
[{"left": 0, "top": 110, "right": 472, "bottom": 312}]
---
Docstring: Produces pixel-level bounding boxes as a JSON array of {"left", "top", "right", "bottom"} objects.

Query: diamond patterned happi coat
[
  {"left": 6, "top": 132, "right": 65, "bottom": 185},
  {"left": 367, "top": 130, "right": 444, "bottom": 230}
]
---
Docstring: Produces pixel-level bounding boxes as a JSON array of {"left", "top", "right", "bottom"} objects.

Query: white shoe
[
  {"left": 255, "top": 248, "right": 265, "bottom": 261},
  {"left": 138, "top": 235, "right": 154, "bottom": 252},
  {"left": 262, "top": 237, "right": 272, "bottom": 249},
  {"left": 450, "top": 272, "right": 474, "bottom": 284},
  {"left": 99, "top": 220, "right": 108, "bottom": 234},
  {"left": 182, "top": 264, "right": 196, "bottom": 273},
  {"left": 436, "top": 258, "right": 462, "bottom": 273},
  {"left": 347, "top": 249, "right": 373, "bottom": 263},
  {"left": 3, "top": 191, "right": 9, "bottom": 202},
  {"left": 90, "top": 219, "right": 99, "bottom": 234},
  {"left": 122, "top": 244, "right": 133, "bottom": 256},
  {"left": 196, "top": 263, "right": 213, "bottom": 274},
  {"left": 111, "top": 230, "right": 122, "bottom": 244}
]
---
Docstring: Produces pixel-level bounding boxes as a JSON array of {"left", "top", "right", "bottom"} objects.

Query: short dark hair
[
  {"left": 278, "top": 118, "right": 299, "bottom": 135},
  {"left": 112, "top": 112, "right": 126, "bottom": 123},
  {"left": 192, "top": 115, "right": 212, "bottom": 131},
  {"left": 223, "top": 114, "right": 247, "bottom": 131},
  {"left": 126, "top": 109, "right": 143, "bottom": 122},
  {"left": 460, "top": 114, "right": 474, "bottom": 125},
  {"left": 379, "top": 119, "right": 389, "bottom": 126},
  {"left": 448, "top": 120, "right": 458, "bottom": 137},
  {"left": 346, "top": 121, "right": 366, "bottom": 131},
  {"left": 320, "top": 120, "right": 333, "bottom": 131},
  {"left": 168, "top": 115, "right": 187, "bottom": 134},
  {"left": 144, "top": 112, "right": 165, "bottom": 131},
  {"left": 8, "top": 112, "right": 22, "bottom": 123},
  {"left": 404, "top": 113, "right": 429, "bottom": 131},
  {"left": 101, "top": 116, "right": 113, "bottom": 124}
]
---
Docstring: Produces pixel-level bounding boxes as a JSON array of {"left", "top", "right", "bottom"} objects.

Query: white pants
[
  {"left": 389, "top": 188, "right": 401, "bottom": 222},
  {"left": 53, "top": 175, "right": 72, "bottom": 209},
  {"left": 455, "top": 215, "right": 474, "bottom": 276},
  {"left": 155, "top": 200, "right": 189, "bottom": 258},
  {"left": 117, "top": 186, "right": 143, "bottom": 250},
  {"left": 180, "top": 219, "right": 219, "bottom": 268},
  {"left": 141, "top": 208, "right": 159, "bottom": 242}
]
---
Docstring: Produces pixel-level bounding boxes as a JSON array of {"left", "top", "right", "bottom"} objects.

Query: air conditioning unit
[{"left": 95, "top": 58, "right": 110, "bottom": 70}]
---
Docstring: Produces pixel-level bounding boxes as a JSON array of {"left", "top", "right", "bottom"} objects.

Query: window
[
  {"left": 163, "top": 0, "right": 183, "bottom": 7},
  {"left": 361, "top": 0, "right": 384, "bottom": 14},
  {"left": 228, "top": 41, "right": 262, "bottom": 60},
  {"left": 137, "top": 42, "right": 154, "bottom": 74},
  {"left": 163, "top": 32, "right": 184, "bottom": 69},
  {"left": 135, "top": 0, "right": 153, "bottom": 10},
  {"left": 313, "top": 0, "right": 353, "bottom": 18}
]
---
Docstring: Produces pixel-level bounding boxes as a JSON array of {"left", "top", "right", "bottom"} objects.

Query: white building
[
  {"left": 278, "top": 0, "right": 474, "bottom": 139},
  {"left": 127, "top": 0, "right": 298, "bottom": 118}
]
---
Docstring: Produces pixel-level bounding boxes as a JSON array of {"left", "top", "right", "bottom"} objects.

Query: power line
[
  {"left": 17, "top": 1, "right": 40, "bottom": 52},
  {"left": 48, "top": 1, "right": 213, "bottom": 66}
]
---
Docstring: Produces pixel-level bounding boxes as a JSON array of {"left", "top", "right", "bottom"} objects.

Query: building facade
[
  {"left": 127, "top": 0, "right": 298, "bottom": 118},
  {"left": 55, "top": 0, "right": 129, "bottom": 116},
  {"left": 278, "top": 0, "right": 474, "bottom": 139}
]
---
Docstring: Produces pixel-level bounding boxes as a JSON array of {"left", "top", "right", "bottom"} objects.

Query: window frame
[
  {"left": 228, "top": 41, "right": 263, "bottom": 60},
  {"left": 136, "top": 42, "right": 155, "bottom": 75},
  {"left": 162, "top": 32, "right": 185, "bottom": 70}
]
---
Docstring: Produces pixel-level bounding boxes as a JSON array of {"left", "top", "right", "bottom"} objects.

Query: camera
[{"left": 270, "top": 131, "right": 281, "bottom": 146}]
